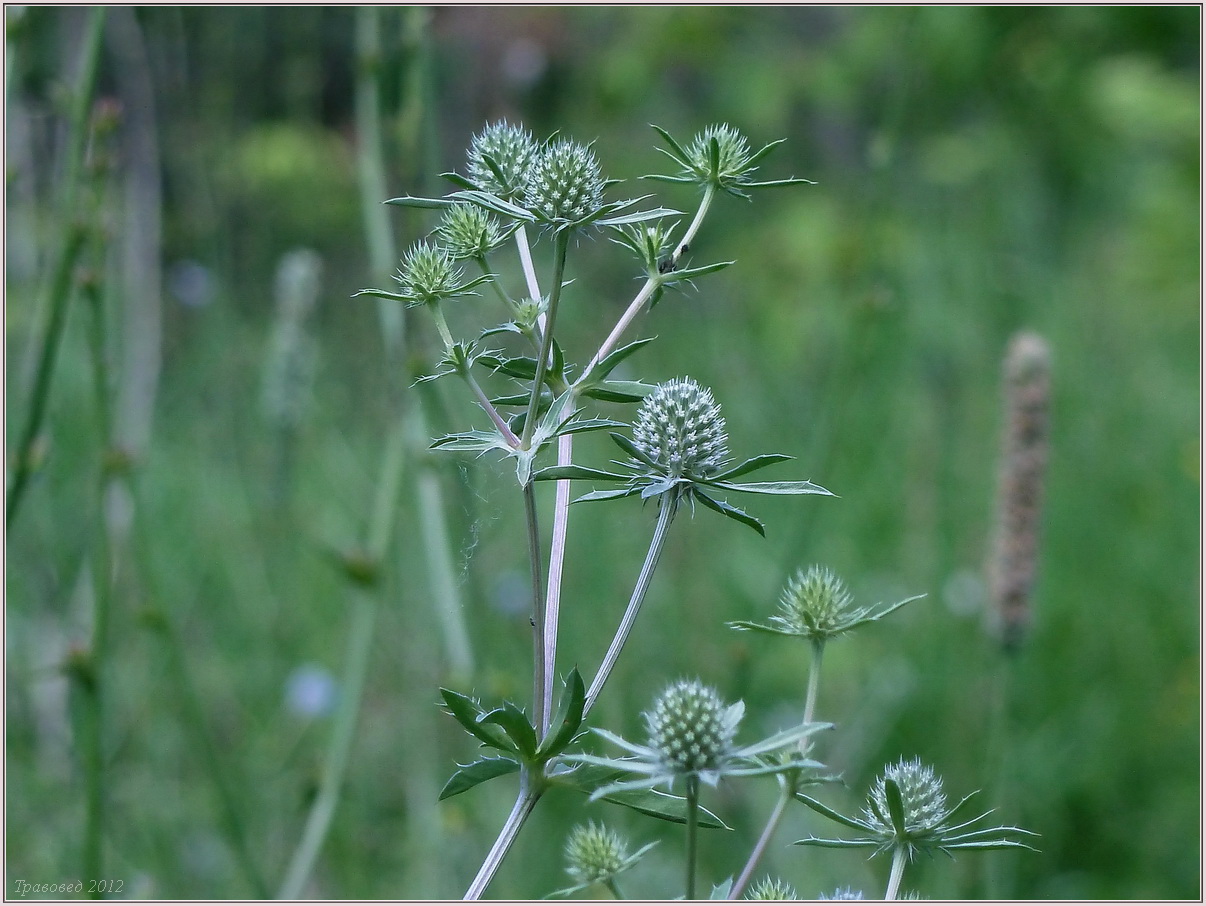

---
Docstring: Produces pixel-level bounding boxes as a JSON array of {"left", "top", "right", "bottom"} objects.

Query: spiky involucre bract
[
  {"left": 632, "top": 378, "right": 730, "bottom": 479},
  {"left": 866, "top": 757, "right": 948, "bottom": 835},
  {"left": 564, "top": 822, "right": 628, "bottom": 884},
  {"left": 523, "top": 139, "right": 605, "bottom": 224},
  {"left": 644, "top": 679, "right": 737, "bottom": 774},
  {"left": 467, "top": 120, "right": 537, "bottom": 201},
  {"left": 746, "top": 877, "right": 800, "bottom": 900},
  {"left": 779, "top": 565, "right": 854, "bottom": 636}
]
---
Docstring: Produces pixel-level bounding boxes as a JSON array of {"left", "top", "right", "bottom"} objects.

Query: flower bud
[
  {"left": 687, "top": 124, "right": 753, "bottom": 186},
  {"left": 435, "top": 203, "right": 503, "bottom": 260},
  {"left": 632, "top": 378, "right": 730, "bottom": 479},
  {"left": 467, "top": 120, "right": 537, "bottom": 201},
  {"left": 645, "top": 679, "right": 738, "bottom": 774},
  {"left": 395, "top": 241, "right": 461, "bottom": 306},
  {"left": 564, "top": 821, "right": 628, "bottom": 885},
  {"left": 523, "top": 139, "right": 605, "bottom": 224},
  {"left": 778, "top": 566, "right": 853, "bottom": 637},
  {"left": 866, "top": 758, "right": 948, "bottom": 835},
  {"left": 746, "top": 877, "right": 799, "bottom": 900}
]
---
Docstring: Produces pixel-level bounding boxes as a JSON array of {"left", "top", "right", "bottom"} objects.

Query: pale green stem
[
  {"left": 605, "top": 877, "right": 625, "bottom": 899},
  {"left": 277, "top": 591, "right": 378, "bottom": 899},
  {"left": 539, "top": 432, "right": 573, "bottom": 736},
  {"left": 475, "top": 254, "right": 517, "bottom": 313},
  {"left": 884, "top": 845, "right": 908, "bottom": 900},
  {"left": 463, "top": 775, "right": 543, "bottom": 900},
  {"left": 803, "top": 640, "right": 824, "bottom": 728},
  {"left": 515, "top": 224, "right": 543, "bottom": 303},
  {"left": 584, "top": 494, "right": 678, "bottom": 717},
  {"left": 685, "top": 776, "right": 701, "bottom": 900},
  {"left": 729, "top": 783, "right": 791, "bottom": 900},
  {"left": 521, "top": 229, "right": 570, "bottom": 449},
  {"left": 460, "top": 362, "right": 522, "bottom": 448},
  {"left": 586, "top": 183, "right": 715, "bottom": 371},
  {"left": 524, "top": 484, "right": 547, "bottom": 734}
]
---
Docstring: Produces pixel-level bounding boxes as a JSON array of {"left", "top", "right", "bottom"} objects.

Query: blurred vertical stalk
[
  {"left": 278, "top": 7, "right": 456, "bottom": 897},
  {"left": 982, "top": 330, "right": 1051, "bottom": 898},
  {"left": 6, "top": 6, "right": 105, "bottom": 529}
]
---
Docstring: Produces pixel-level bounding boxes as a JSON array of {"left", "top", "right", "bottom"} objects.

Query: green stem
[
  {"left": 584, "top": 493, "right": 678, "bottom": 718},
  {"left": 463, "top": 775, "right": 543, "bottom": 900},
  {"left": 605, "top": 877, "right": 625, "bottom": 899},
  {"left": 585, "top": 183, "right": 716, "bottom": 372},
  {"left": 728, "top": 783, "right": 791, "bottom": 900},
  {"left": 884, "top": 844, "right": 908, "bottom": 900},
  {"left": 515, "top": 224, "right": 543, "bottom": 303},
  {"left": 803, "top": 640, "right": 824, "bottom": 728},
  {"left": 152, "top": 612, "right": 269, "bottom": 897},
  {"left": 524, "top": 483, "right": 547, "bottom": 734},
  {"left": 520, "top": 229, "right": 569, "bottom": 449},
  {"left": 277, "top": 592, "right": 378, "bottom": 899},
  {"left": 685, "top": 776, "right": 701, "bottom": 900},
  {"left": 539, "top": 432, "right": 573, "bottom": 736}
]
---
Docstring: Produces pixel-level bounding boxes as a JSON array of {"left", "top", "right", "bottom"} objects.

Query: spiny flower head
[
  {"left": 564, "top": 821, "right": 628, "bottom": 885},
  {"left": 435, "top": 202, "right": 504, "bottom": 260},
  {"left": 746, "top": 877, "right": 799, "bottom": 900},
  {"left": 778, "top": 566, "right": 854, "bottom": 637},
  {"left": 394, "top": 241, "right": 462, "bottom": 307},
  {"left": 645, "top": 679, "right": 741, "bottom": 775},
  {"left": 865, "top": 758, "right": 948, "bottom": 837},
  {"left": 524, "top": 138, "right": 605, "bottom": 225},
  {"left": 632, "top": 378, "right": 729, "bottom": 480},
  {"left": 687, "top": 123, "right": 753, "bottom": 187},
  {"left": 467, "top": 120, "right": 537, "bottom": 201},
  {"left": 818, "top": 888, "right": 865, "bottom": 900}
]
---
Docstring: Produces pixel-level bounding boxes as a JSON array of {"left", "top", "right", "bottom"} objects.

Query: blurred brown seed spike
[{"left": 987, "top": 331, "right": 1052, "bottom": 651}]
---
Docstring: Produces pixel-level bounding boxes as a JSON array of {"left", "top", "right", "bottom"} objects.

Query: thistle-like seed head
[
  {"left": 523, "top": 139, "right": 605, "bottom": 224},
  {"left": 746, "top": 877, "right": 799, "bottom": 900},
  {"left": 866, "top": 758, "right": 948, "bottom": 836},
  {"left": 467, "top": 120, "right": 537, "bottom": 201},
  {"left": 632, "top": 378, "right": 730, "bottom": 479},
  {"left": 435, "top": 203, "right": 503, "bottom": 260},
  {"left": 686, "top": 124, "right": 753, "bottom": 186},
  {"left": 778, "top": 566, "right": 854, "bottom": 636},
  {"left": 644, "top": 679, "right": 738, "bottom": 775},
  {"left": 564, "top": 821, "right": 628, "bottom": 885},
  {"left": 395, "top": 241, "right": 461, "bottom": 306}
]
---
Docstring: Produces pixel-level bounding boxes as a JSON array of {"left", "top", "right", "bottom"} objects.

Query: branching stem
[
  {"left": 463, "top": 777, "right": 543, "bottom": 900},
  {"left": 521, "top": 229, "right": 570, "bottom": 448},
  {"left": 885, "top": 845, "right": 908, "bottom": 900}
]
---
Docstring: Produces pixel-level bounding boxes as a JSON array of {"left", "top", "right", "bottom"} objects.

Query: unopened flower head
[
  {"left": 467, "top": 120, "right": 537, "bottom": 201},
  {"left": 633, "top": 378, "right": 729, "bottom": 480},
  {"left": 779, "top": 566, "right": 854, "bottom": 637},
  {"left": 395, "top": 241, "right": 462, "bottom": 307},
  {"left": 524, "top": 139, "right": 605, "bottom": 224},
  {"left": 435, "top": 203, "right": 503, "bottom": 260},
  {"left": 564, "top": 821, "right": 628, "bottom": 885},
  {"left": 866, "top": 758, "right": 948, "bottom": 836},
  {"left": 819, "top": 888, "right": 865, "bottom": 900},
  {"left": 645, "top": 679, "right": 740, "bottom": 775},
  {"left": 746, "top": 877, "right": 799, "bottom": 900},
  {"left": 687, "top": 124, "right": 753, "bottom": 186}
]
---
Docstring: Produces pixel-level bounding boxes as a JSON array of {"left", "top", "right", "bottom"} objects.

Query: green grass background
[{"left": 6, "top": 6, "right": 1199, "bottom": 900}]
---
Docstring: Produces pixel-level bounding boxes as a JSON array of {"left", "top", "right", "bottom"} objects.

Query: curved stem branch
[
  {"left": 729, "top": 783, "right": 791, "bottom": 899},
  {"left": 584, "top": 493, "right": 678, "bottom": 718},
  {"left": 463, "top": 779, "right": 543, "bottom": 900},
  {"left": 521, "top": 229, "right": 569, "bottom": 448}
]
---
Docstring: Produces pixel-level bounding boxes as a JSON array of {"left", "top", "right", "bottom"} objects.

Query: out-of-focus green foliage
[{"left": 6, "top": 6, "right": 1198, "bottom": 900}]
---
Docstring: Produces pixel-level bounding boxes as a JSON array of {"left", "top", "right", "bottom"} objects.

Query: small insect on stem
[{"left": 658, "top": 242, "right": 689, "bottom": 274}]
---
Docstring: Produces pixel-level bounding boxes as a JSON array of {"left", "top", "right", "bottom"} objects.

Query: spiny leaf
[{"left": 438, "top": 756, "right": 519, "bottom": 800}]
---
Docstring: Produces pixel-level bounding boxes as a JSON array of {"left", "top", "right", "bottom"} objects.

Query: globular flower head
[
  {"left": 778, "top": 566, "right": 854, "bottom": 638},
  {"left": 645, "top": 679, "right": 741, "bottom": 775},
  {"left": 818, "top": 888, "right": 865, "bottom": 900},
  {"left": 865, "top": 758, "right": 948, "bottom": 837},
  {"left": 564, "top": 821, "right": 628, "bottom": 885},
  {"left": 467, "top": 120, "right": 537, "bottom": 201},
  {"left": 632, "top": 378, "right": 730, "bottom": 480},
  {"left": 686, "top": 123, "right": 753, "bottom": 188},
  {"left": 746, "top": 877, "right": 799, "bottom": 900},
  {"left": 435, "top": 203, "right": 504, "bottom": 260},
  {"left": 523, "top": 139, "right": 605, "bottom": 225},
  {"left": 394, "top": 241, "right": 462, "bottom": 307}
]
